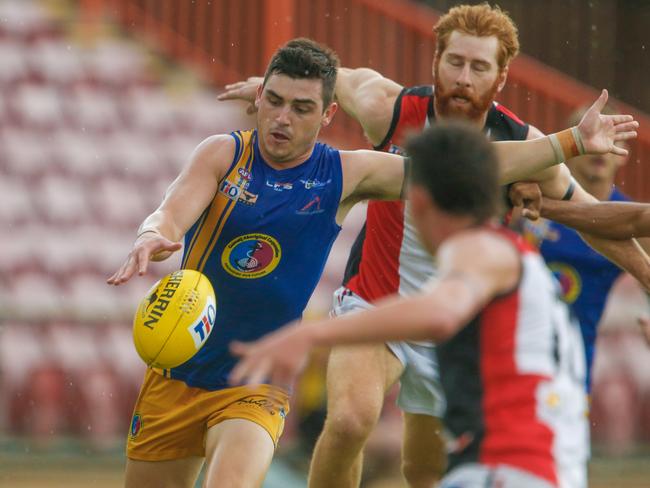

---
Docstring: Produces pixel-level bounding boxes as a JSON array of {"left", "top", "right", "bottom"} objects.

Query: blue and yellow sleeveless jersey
[
  {"left": 523, "top": 187, "right": 628, "bottom": 389},
  {"left": 167, "top": 129, "right": 343, "bottom": 390}
]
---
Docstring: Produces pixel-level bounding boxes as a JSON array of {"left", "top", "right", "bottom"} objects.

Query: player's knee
[{"left": 322, "top": 405, "right": 379, "bottom": 443}]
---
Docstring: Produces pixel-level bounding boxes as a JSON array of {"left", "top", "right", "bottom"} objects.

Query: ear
[
  {"left": 255, "top": 83, "right": 264, "bottom": 109},
  {"left": 496, "top": 66, "right": 508, "bottom": 93},
  {"left": 431, "top": 55, "right": 439, "bottom": 84},
  {"left": 408, "top": 185, "right": 432, "bottom": 219},
  {"left": 321, "top": 102, "right": 338, "bottom": 128}
]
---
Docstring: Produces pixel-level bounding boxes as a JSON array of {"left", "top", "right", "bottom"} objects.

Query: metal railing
[{"left": 101, "top": 0, "right": 650, "bottom": 199}]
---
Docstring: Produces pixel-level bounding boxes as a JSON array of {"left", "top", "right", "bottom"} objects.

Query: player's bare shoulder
[
  {"left": 185, "top": 133, "right": 237, "bottom": 178},
  {"left": 438, "top": 227, "right": 521, "bottom": 295}
]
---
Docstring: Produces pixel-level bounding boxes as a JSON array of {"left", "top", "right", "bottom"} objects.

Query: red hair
[{"left": 433, "top": 3, "right": 519, "bottom": 71}]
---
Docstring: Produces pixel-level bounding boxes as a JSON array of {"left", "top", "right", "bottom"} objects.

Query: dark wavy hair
[
  {"left": 406, "top": 123, "right": 501, "bottom": 223},
  {"left": 263, "top": 38, "right": 340, "bottom": 108}
]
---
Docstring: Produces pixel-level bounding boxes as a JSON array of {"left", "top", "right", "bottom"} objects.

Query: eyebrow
[
  {"left": 266, "top": 89, "right": 317, "bottom": 106},
  {"left": 447, "top": 53, "right": 492, "bottom": 65}
]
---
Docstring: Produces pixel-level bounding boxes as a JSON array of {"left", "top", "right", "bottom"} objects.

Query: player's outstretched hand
[
  {"left": 509, "top": 181, "right": 542, "bottom": 220},
  {"left": 577, "top": 89, "right": 639, "bottom": 156},
  {"left": 106, "top": 233, "right": 182, "bottom": 285},
  {"left": 229, "top": 324, "right": 312, "bottom": 388},
  {"left": 217, "top": 76, "right": 264, "bottom": 115}
]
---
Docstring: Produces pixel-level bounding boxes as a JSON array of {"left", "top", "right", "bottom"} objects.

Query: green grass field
[{"left": 2, "top": 445, "right": 650, "bottom": 487}]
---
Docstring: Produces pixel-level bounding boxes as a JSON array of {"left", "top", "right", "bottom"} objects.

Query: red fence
[{"left": 99, "top": 0, "right": 650, "bottom": 199}]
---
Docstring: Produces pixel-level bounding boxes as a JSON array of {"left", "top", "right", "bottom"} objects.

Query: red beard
[{"left": 434, "top": 65, "right": 501, "bottom": 123}]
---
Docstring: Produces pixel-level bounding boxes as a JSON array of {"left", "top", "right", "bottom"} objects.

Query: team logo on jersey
[
  {"left": 266, "top": 180, "right": 293, "bottom": 191},
  {"left": 219, "top": 178, "right": 258, "bottom": 205},
  {"left": 219, "top": 179, "right": 242, "bottom": 201},
  {"left": 239, "top": 189, "right": 258, "bottom": 206},
  {"left": 387, "top": 144, "right": 404, "bottom": 155},
  {"left": 130, "top": 413, "right": 143, "bottom": 438},
  {"left": 221, "top": 233, "right": 282, "bottom": 279},
  {"left": 549, "top": 262, "right": 582, "bottom": 304},
  {"left": 238, "top": 168, "right": 252, "bottom": 181},
  {"left": 296, "top": 195, "right": 324, "bottom": 215},
  {"left": 300, "top": 178, "right": 331, "bottom": 190}
]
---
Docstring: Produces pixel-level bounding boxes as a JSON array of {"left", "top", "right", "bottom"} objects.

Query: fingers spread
[
  {"left": 593, "top": 89, "right": 608, "bottom": 112},
  {"left": 612, "top": 114, "right": 635, "bottom": 125},
  {"left": 230, "top": 357, "right": 270, "bottom": 386},
  {"left": 610, "top": 145, "right": 629, "bottom": 156},
  {"left": 136, "top": 247, "right": 150, "bottom": 275},
  {"left": 614, "top": 130, "right": 638, "bottom": 142},
  {"left": 614, "top": 120, "right": 639, "bottom": 132},
  {"left": 229, "top": 340, "right": 248, "bottom": 357}
]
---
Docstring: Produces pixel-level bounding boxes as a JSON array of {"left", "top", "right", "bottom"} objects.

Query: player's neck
[{"left": 257, "top": 142, "right": 315, "bottom": 171}]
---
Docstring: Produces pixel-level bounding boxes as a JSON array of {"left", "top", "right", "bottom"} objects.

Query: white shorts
[
  {"left": 332, "top": 287, "right": 446, "bottom": 418},
  {"left": 441, "top": 463, "right": 556, "bottom": 488}
]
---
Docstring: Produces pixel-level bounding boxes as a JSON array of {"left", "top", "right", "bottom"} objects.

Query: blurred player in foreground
[
  {"left": 108, "top": 36, "right": 634, "bottom": 488},
  {"left": 220, "top": 4, "right": 644, "bottom": 487},
  {"left": 231, "top": 123, "right": 589, "bottom": 488}
]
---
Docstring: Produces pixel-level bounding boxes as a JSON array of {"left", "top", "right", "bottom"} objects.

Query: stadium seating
[{"left": 0, "top": 0, "right": 365, "bottom": 445}]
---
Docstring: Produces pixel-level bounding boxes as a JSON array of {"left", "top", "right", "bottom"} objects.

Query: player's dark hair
[
  {"left": 263, "top": 38, "right": 339, "bottom": 108},
  {"left": 406, "top": 123, "right": 501, "bottom": 223}
]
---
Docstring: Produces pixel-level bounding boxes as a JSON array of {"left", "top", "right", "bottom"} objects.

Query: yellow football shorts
[{"left": 126, "top": 368, "right": 290, "bottom": 461}]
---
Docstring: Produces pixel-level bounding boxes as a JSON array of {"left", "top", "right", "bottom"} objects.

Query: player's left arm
[
  {"left": 539, "top": 199, "right": 650, "bottom": 239},
  {"left": 530, "top": 163, "right": 650, "bottom": 289},
  {"left": 228, "top": 231, "right": 519, "bottom": 386},
  {"left": 495, "top": 90, "right": 637, "bottom": 184},
  {"left": 336, "top": 149, "right": 406, "bottom": 221}
]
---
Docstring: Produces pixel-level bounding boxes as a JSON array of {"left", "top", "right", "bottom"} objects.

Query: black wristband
[
  {"left": 561, "top": 179, "right": 576, "bottom": 201},
  {"left": 400, "top": 157, "right": 411, "bottom": 199}
]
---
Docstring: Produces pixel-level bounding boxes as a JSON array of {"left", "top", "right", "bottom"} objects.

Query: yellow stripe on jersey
[
  {"left": 183, "top": 130, "right": 255, "bottom": 272},
  {"left": 182, "top": 131, "right": 246, "bottom": 267}
]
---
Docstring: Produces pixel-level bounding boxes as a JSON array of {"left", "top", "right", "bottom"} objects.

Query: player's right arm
[
  {"left": 107, "top": 135, "right": 235, "bottom": 285},
  {"left": 334, "top": 67, "right": 403, "bottom": 146},
  {"left": 217, "top": 68, "right": 403, "bottom": 146}
]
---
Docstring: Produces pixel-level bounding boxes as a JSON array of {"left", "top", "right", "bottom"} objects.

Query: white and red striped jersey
[
  {"left": 438, "top": 227, "right": 587, "bottom": 486},
  {"left": 343, "top": 85, "right": 530, "bottom": 302}
]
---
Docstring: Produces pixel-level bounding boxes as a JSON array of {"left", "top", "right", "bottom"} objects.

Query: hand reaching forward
[
  {"left": 106, "top": 232, "right": 182, "bottom": 285},
  {"left": 229, "top": 323, "right": 313, "bottom": 388},
  {"left": 577, "top": 89, "right": 638, "bottom": 156},
  {"left": 217, "top": 76, "right": 264, "bottom": 114}
]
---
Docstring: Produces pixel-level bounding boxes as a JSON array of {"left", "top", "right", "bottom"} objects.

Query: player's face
[
  {"left": 256, "top": 74, "right": 337, "bottom": 165},
  {"left": 433, "top": 31, "right": 507, "bottom": 123},
  {"left": 566, "top": 149, "right": 627, "bottom": 184}
]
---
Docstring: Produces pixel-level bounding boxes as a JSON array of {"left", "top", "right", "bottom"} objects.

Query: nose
[
  {"left": 455, "top": 63, "right": 471, "bottom": 88},
  {"left": 275, "top": 105, "right": 291, "bottom": 125}
]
